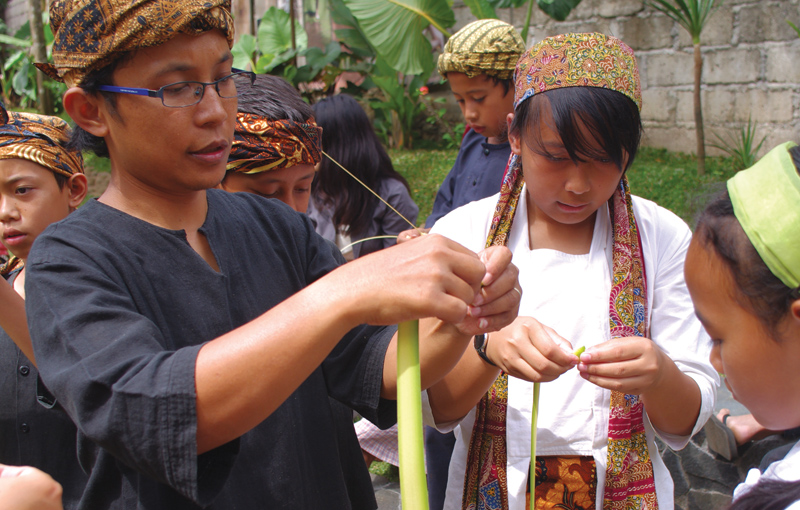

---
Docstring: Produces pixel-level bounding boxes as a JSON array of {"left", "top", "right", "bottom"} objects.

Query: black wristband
[{"left": 473, "top": 333, "right": 496, "bottom": 367}]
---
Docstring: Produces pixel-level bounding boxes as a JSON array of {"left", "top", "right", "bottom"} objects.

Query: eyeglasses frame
[{"left": 97, "top": 69, "right": 256, "bottom": 108}]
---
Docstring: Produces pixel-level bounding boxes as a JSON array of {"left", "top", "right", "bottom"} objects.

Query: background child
[
  {"left": 308, "top": 94, "right": 418, "bottom": 260},
  {"left": 421, "top": 33, "right": 717, "bottom": 509},
  {"left": 0, "top": 106, "right": 89, "bottom": 507},
  {"left": 685, "top": 141, "right": 800, "bottom": 509},
  {"left": 421, "top": 19, "right": 524, "bottom": 231},
  {"left": 223, "top": 73, "right": 320, "bottom": 213}
]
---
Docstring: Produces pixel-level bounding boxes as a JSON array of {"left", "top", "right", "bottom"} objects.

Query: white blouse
[{"left": 423, "top": 188, "right": 718, "bottom": 510}]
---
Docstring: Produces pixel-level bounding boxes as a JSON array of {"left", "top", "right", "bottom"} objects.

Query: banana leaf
[{"left": 343, "top": 0, "right": 455, "bottom": 75}]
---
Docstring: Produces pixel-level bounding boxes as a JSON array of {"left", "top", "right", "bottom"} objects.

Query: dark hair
[
  {"left": 510, "top": 87, "right": 642, "bottom": 173},
  {"left": 727, "top": 479, "right": 800, "bottom": 510},
  {"left": 695, "top": 146, "right": 800, "bottom": 337},
  {"left": 235, "top": 74, "right": 314, "bottom": 122},
  {"left": 67, "top": 57, "right": 128, "bottom": 158},
  {"left": 489, "top": 76, "right": 513, "bottom": 97},
  {"left": 311, "top": 94, "right": 410, "bottom": 237}
]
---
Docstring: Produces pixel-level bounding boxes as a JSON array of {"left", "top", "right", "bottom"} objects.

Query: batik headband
[
  {"left": 36, "top": 0, "right": 234, "bottom": 87},
  {"left": 0, "top": 111, "right": 84, "bottom": 178},
  {"left": 727, "top": 141, "right": 800, "bottom": 289},
  {"left": 227, "top": 113, "right": 323, "bottom": 174},
  {"left": 438, "top": 19, "right": 525, "bottom": 81},
  {"left": 514, "top": 32, "right": 642, "bottom": 111}
]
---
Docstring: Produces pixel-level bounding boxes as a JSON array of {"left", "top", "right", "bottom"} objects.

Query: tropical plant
[
  {"left": 648, "top": 0, "right": 721, "bottom": 175},
  {"left": 487, "top": 0, "right": 583, "bottom": 41},
  {"left": 709, "top": 116, "right": 766, "bottom": 171},
  {"left": 0, "top": 18, "right": 65, "bottom": 112},
  {"left": 342, "top": 0, "right": 455, "bottom": 76}
]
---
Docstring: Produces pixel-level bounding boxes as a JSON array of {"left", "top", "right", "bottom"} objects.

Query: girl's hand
[
  {"left": 576, "top": 336, "right": 666, "bottom": 395},
  {"left": 485, "top": 317, "right": 578, "bottom": 382}
]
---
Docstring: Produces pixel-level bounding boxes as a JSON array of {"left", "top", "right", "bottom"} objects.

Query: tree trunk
[
  {"left": 27, "top": 0, "right": 53, "bottom": 115},
  {"left": 693, "top": 41, "right": 705, "bottom": 175}
]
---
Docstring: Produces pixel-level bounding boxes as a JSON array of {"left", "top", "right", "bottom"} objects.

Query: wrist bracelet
[{"left": 473, "top": 333, "right": 496, "bottom": 367}]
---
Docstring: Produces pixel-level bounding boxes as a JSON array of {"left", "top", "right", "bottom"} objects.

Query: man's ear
[
  {"left": 66, "top": 172, "right": 89, "bottom": 210},
  {"left": 507, "top": 113, "right": 521, "bottom": 156},
  {"left": 63, "top": 87, "right": 109, "bottom": 138}
]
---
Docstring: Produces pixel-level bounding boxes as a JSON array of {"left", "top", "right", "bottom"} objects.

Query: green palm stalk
[
  {"left": 530, "top": 346, "right": 584, "bottom": 508},
  {"left": 397, "top": 320, "right": 430, "bottom": 509},
  {"left": 529, "top": 381, "right": 540, "bottom": 510}
]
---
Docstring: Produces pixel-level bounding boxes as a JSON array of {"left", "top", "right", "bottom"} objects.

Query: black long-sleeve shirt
[
  {"left": 1, "top": 271, "right": 89, "bottom": 509},
  {"left": 25, "top": 190, "right": 396, "bottom": 509}
]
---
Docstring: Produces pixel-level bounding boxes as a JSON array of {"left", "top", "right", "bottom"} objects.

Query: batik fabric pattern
[
  {"left": 37, "top": 0, "right": 234, "bottom": 87},
  {"left": 227, "top": 113, "right": 322, "bottom": 174},
  {"left": 463, "top": 136, "right": 656, "bottom": 510},
  {"left": 513, "top": 33, "right": 641, "bottom": 111},
  {"left": 438, "top": 19, "right": 525, "bottom": 81},
  {"left": 526, "top": 456, "right": 597, "bottom": 510}
]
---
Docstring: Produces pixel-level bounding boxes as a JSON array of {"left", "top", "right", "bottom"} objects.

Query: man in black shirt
[{"left": 24, "top": 0, "right": 520, "bottom": 508}]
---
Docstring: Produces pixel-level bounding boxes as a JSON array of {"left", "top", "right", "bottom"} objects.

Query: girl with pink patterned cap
[{"left": 421, "top": 33, "right": 718, "bottom": 510}]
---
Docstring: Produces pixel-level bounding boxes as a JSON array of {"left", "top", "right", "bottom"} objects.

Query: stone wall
[{"left": 452, "top": 0, "right": 800, "bottom": 157}]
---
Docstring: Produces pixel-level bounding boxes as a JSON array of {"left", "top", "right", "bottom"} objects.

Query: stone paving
[{"left": 375, "top": 384, "right": 793, "bottom": 510}]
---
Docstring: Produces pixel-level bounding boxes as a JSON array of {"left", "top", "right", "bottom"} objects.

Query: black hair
[
  {"left": 52, "top": 172, "right": 69, "bottom": 190},
  {"left": 66, "top": 57, "right": 127, "bottom": 158},
  {"left": 235, "top": 74, "right": 314, "bottom": 122},
  {"left": 311, "top": 94, "right": 410, "bottom": 237},
  {"left": 727, "top": 479, "right": 800, "bottom": 510},
  {"left": 489, "top": 76, "right": 513, "bottom": 97},
  {"left": 510, "top": 86, "right": 642, "bottom": 173},
  {"left": 695, "top": 146, "right": 800, "bottom": 338}
]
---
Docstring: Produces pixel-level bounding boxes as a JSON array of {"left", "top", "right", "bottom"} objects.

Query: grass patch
[
  {"left": 392, "top": 146, "right": 738, "bottom": 228},
  {"left": 369, "top": 461, "right": 400, "bottom": 483},
  {"left": 390, "top": 149, "right": 457, "bottom": 227}
]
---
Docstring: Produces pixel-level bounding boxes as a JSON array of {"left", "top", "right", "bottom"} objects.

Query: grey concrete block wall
[{"left": 451, "top": 0, "right": 800, "bottom": 158}]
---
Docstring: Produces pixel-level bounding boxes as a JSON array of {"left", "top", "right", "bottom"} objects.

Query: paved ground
[{"left": 372, "top": 473, "right": 401, "bottom": 510}]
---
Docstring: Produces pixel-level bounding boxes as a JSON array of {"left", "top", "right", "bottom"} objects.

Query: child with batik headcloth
[
  {"left": 222, "top": 73, "right": 320, "bottom": 214},
  {"left": 0, "top": 104, "right": 89, "bottom": 507},
  {"left": 685, "top": 142, "right": 800, "bottom": 510},
  {"left": 421, "top": 33, "right": 718, "bottom": 509}
]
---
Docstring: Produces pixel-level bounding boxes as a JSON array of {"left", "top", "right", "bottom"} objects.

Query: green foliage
[
  {"left": 369, "top": 60, "right": 428, "bottom": 149},
  {"left": 789, "top": 20, "right": 800, "bottom": 38},
  {"left": 709, "top": 117, "right": 766, "bottom": 171},
  {"left": 0, "top": 17, "right": 65, "bottom": 112},
  {"left": 463, "top": 0, "right": 498, "bottom": 19},
  {"left": 390, "top": 148, "right": 457, "bottom": 224},
  {"left": 231, "top": 7, "right": 361, "bottom": 102},
  {"left": 647, "top": 0, "right": 720, "bottom": 42},
  {"left": 343, "top": 0, "right": 455, "bottom": 76}
]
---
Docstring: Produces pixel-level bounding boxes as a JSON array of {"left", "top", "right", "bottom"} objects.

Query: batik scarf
[
  {"left": 463, "top": 33, "right": 657, "bottom": 510},
  {"left": 227, "top": 113, "right": 322, "bottom": 174},
  {"left": 36, "top": 0, "right": 234, "bottom": 87},
  {"left": 0, "top": 108, "right": 83, "bottom": 276}
]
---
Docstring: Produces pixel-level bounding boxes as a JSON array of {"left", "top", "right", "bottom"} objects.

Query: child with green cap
[
  {"left": 686, "top": 142, "right": 800, "bottom": 509},
  {"left": 421, "top": 33, "right": 717, "bottom": 509}
]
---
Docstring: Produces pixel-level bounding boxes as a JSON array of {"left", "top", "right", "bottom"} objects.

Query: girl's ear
[
  {"left": 64, "top": 87, "right": 109, "bottom": 138},
  {"left": 791, "top": 296, "right": 800, "bottom": 322},
  {"left": 66, "top": 172, "right": 89, "bottom": 210},
  {"left": 507, "top": 113, "right": 521, "bottom": 156}
]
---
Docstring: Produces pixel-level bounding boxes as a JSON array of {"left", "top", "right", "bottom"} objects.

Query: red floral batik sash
[{"left": 462, "top": 154, "right": 658, "bottom": 510}]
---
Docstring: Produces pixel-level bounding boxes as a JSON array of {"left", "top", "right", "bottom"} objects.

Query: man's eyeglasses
[{"left": 97, "top": 69, "right": 256, "bottom": 108}]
